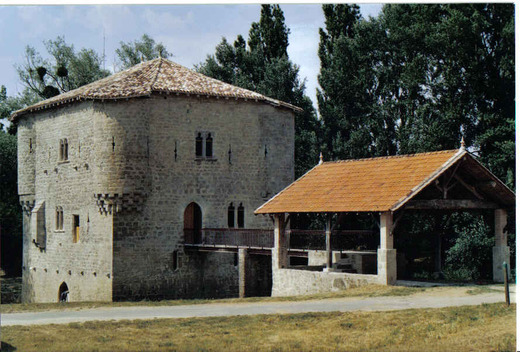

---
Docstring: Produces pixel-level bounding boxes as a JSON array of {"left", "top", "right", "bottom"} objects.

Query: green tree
[
  {"left": 318, "top": 4, "right": 515, "bottom": 280},
  {"left": 116, "top": 34, "right": 172, "bottom": 70},
  {"left": 0, "top": 126, "right": 21, "bottom": 276},
  {"left": 198, "top": 5, "right": 319, "bottom": 177},
  {"left": 1, "top": 86, "right": 40, "bottom": 134},
  {"left": 16, "top": 36, "right": 110, "bottom": 99}
]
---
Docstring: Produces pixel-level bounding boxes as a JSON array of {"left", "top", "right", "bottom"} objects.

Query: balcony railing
[
  {"left": 184, "top": 228, "right": 376, "bottom": 251},
  {"left": 184, "top": 228, "right": 274, "bottom": 248}
]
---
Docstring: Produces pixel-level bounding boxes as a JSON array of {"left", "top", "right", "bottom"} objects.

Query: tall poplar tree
[{"left": 198, "top": 5, "right": 319, "bottom": 177}]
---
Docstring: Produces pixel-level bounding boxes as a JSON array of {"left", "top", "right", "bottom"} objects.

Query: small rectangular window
[
  {"left": 172, "top": 250, "right": 179, "bottom": 271},
  {"left": 56, "top": 207, "right": 63, "bottom": 231},
  {"left": 72, "top": 214, "right": 80, "bottom": 243}
]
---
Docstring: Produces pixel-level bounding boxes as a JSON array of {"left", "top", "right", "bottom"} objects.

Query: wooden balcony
[{"left": 184, "top": 228, "right": 376, "bottom": 252}]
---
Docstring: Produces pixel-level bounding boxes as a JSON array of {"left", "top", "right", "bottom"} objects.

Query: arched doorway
[
  {"left": 58, "top": 282, "right": 69, "bottom": 302},
  {"left": 184, "top": 202, "right": 202, "bottom": 244}
]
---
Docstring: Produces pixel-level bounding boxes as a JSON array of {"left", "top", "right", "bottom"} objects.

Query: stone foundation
[{"left": 271, "top": 268, "right": 378, "bottom": 297}]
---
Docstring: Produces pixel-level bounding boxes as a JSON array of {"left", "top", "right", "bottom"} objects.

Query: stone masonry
[{"left": 17, "top": 90, "right": 295, "bottom": 302}]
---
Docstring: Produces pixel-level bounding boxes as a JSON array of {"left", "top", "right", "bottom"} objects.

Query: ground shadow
[{"left": 1, "top": 341, "right": 17, "bottom": 351}]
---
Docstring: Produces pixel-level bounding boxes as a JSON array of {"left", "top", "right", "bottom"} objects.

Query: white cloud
[{"left": 141, "top": 8, "right": 194, "bottom": 32}]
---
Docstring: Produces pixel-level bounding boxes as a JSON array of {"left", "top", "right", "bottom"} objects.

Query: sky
[{"left": 0, "top": 4, "right": 383, "bottom": 110}]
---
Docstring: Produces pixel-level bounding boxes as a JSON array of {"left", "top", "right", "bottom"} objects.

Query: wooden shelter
[{"left": 255, "top": 144, "right": 515, "bottom": 289}]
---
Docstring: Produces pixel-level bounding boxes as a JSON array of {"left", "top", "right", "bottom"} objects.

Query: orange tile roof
[
  {"left": 11, "top": 58, "right": 301, "bottom": 120},
  {"left": 255, "top": 149, "right": 464, "bottom": 214}
]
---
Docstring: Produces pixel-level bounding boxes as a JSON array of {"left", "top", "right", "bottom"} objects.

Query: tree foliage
[
  {"left": 116, "top": 34, "right": 172, "bottom": 70},
  {"left": 318, "top": 4, "right": 514, "bottom": 189},
  {"left": 16, "top": 36, "right": 111, "bottom": 100},
  {"left": 0, "top": 127, "right": 21, "bottom": 276},
  {"left": 198, "top": 5, "right": 319, "bottom": 177},
  {"left": 318, "top": 4, "right": 515, "bottom": 280}
]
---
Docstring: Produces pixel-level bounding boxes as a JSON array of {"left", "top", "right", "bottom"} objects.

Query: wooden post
[
  {"left": 493, "top": 209, "right": 510, "bottom": 282},
  {"left": 378, "top": 212, "right": 396, "bottom": 285},
  {"left": 325, "top": 214, "right": 332, "bottom": 271}
]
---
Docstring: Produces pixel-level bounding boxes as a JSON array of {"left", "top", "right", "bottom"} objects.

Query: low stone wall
[{"left": 271, "top": 268, "right": 378, "bottom": 297}]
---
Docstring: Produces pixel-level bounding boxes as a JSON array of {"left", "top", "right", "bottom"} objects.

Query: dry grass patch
[
  {"left": 0, "top": 285, "right": 424, "bottom": 314},
  {"left": 1, "top": 303, "right": 515, "bottom": 352}
]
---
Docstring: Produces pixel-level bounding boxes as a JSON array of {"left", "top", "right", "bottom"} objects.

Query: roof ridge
[
  {"left": 323, "top": 149, "right": 459, "bottom": 164},
  {"left": 149, "top": 57, "right": 163, "bottom": 93}
]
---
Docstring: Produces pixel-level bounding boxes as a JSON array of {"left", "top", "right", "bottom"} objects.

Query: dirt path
[{"left": 2, "top": 285, "right": 514, "bottom": 326}]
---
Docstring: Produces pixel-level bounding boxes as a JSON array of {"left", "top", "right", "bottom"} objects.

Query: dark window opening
[
  {"left": 29, "top": 138, "right": 33, "bottom": 153},
  {"left": 172, "top": 250, "right": 179, "bottom": 271},
  {"left": 63, "top": 138, "right": 68, "bottom": 160},
  {"left": 237, "top": 203, "right": 245, "bottom": 228},
  {"left": 233, "top": 253, "right": 238, "bottom": 267},
  {"left": 195, "top": 133, "right": 203, "bottom": 157},
  {"left": 112, "top": 136, "right": 115, "bottom": 152},
  {"left": 205, "top": 133, "right": 213, "bottom": 157},
  {"left": 59, "top": 282, "right": 69, "bottom": 302},
  {"left": 73, "top": 214, "right": 80, "bottom": 243},
  {"left": 227, "top": 203, "right": 235, "bottom": 228}
]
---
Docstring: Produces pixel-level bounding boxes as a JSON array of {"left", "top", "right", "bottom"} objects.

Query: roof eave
[{"left": 389, "top": 149, "right": 466, "bottom": 212}]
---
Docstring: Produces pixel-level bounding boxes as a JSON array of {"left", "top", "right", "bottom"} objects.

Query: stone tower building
[{"left": 12, "top": 58, "right": 297, "bottom": 303}]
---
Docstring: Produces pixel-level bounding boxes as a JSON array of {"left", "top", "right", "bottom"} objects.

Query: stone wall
[
  {"left": 18, "top": 103, "right": 114, "bottom": 303},
  {"left": 271, "top": 268, "right": 378, "bottom": 297},
  {"left": 109, "top": 95, "right": 293, "bottom": 299},
  {"left": 18, "top": 93, "right": 294, "bottom": 302}
]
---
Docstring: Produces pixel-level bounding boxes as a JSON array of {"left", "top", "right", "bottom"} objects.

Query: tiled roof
[
  {"left": 11, "top": 58, "right": 302, "bottom": 120},
  {"left": 255, "top": 149, "right": 464, "bottom": 214}
]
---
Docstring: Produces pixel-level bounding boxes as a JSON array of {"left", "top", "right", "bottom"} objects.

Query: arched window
[
  {"left": 56, "top": 206, "right": 63, "bottom": 230},
  {"left": 237, "top": 203, "right": 245, "bottom": 228},
  {"left": 227, "top": 203, "right": 235, "bottom": 228},
  {"left": 205, "top": 133, "right": 213, "bottom": 157},
  {"left": 195, "top": 133, "right": 203, "bottom": 157}
]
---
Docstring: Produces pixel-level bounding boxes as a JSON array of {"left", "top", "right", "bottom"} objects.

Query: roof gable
[
  {"left": 255, "top": 149, "right": 515, "bottom": 214},
  {"left": 11, "top": 58, "right": 301, "bottom": 120}
]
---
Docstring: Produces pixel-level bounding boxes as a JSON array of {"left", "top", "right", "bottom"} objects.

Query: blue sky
[{"left": 0, "top": 4, "right": 382, "bottom": 110}]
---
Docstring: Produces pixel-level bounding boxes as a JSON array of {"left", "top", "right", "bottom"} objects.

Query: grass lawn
[
  {"left": 0, "top": 285, "right": 424, "bottom": 313},
  {"left": 1, "top": 303, "right": 515, "bottom": 352}
]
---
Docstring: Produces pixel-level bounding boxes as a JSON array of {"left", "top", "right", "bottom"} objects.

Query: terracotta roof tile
[
  {"left": 255, "top": 149, "right": 463, "bottom": 214},
  {"left": 11, "top": 58, "right": 301, "bottom": 120}
]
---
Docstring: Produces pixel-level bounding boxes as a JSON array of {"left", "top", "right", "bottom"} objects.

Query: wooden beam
[
  {"left": 453, "top": 174, "right": 485, "bottom": 200},
  {"left": 404, "top": 199, "right": 499, "bottom": 210}
]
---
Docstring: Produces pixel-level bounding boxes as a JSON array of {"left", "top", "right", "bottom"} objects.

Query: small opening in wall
[
  {"left": 195, "top": 133, "right": 203, "bottom": 157},
  {"left": 264, "top": 144, "right": 268, "bottom": 158},
  {"left": 228, "top": 203, "right": 235, "bottom": 228},
  {"left": 234, "top": 253, "right": 238, "bottom": 267},
  {"left": 112, "top": 136, "right": 115, "bottom": 152},
  {"left": 237, "top": 203, "right": 245, "bottom": 228},
  {"left": 228, "top": 145, "right": 232, "bottom": 164},
  {"left": 29, "top": 138, "right": 33, "bottom": 153},
  {"left": 58, "top": 282, "right": 69, "bottom": 302},
  {"left": 73, "top": 215, "right": 80, "bottom": 243},
  {"left": 172, "top": 250, "right": 179, "bottom": 271},
  {"left": 174, "top": 141, "right": 178, "bottom": 161},
  {"left": 205, "top": 133, "right": 213, "bottom": 157}
]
